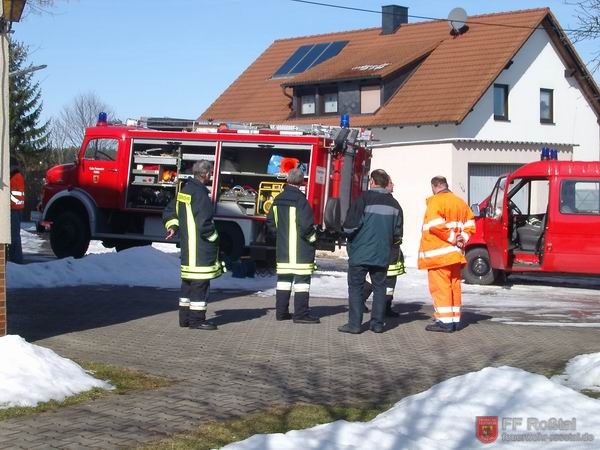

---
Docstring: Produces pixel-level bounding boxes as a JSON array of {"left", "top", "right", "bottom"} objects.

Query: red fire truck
[
  {"left": 463, "top": 160, "right": 600, "bottom": 284},
  {"left": 37, "top": 116, "right": 372, "bottom": 260}
]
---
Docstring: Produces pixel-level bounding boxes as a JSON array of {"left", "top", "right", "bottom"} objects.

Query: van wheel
[
  {"left": 463, "top": 247, "right": 496, "bottom": 285},
  {"left": 50, "top": 211, "right": 90, "bottom": 259},
  {"left": 216, "top": 222, "right": 244, "bottom": 261}
]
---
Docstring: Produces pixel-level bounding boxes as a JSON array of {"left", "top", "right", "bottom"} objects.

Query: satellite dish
[{"left": 448, "top": 7, "right": 468, "bottom": 34}]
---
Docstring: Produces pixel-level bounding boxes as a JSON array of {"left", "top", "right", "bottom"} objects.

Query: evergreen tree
[{"left": 8, "top": 39, "right": 50, "bottom": 169}]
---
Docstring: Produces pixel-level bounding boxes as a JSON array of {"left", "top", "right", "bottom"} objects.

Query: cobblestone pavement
[{"left": 3, "top": 286, "right": 600, "bottom": 449}]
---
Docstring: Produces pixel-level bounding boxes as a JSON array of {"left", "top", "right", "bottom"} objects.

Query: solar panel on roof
[
  {"left": 311, "top": 41, "right": 348, "bottom": 67},
  {"left": 273, "top": 40, "right": 349, "bottom": 77},
  {"left": 273, "top": 45, "right": 313, "bottom": 77},
  {"left": 289, "top": 43, "right": 329, "bottom": 74}
]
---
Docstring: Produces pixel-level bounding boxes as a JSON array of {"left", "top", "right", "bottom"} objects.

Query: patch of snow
[
  {"left": 223, "top": 366, "right": 600, "bottom": 450},
  {"left": 552, "top": 353, "right": 600, "bottom": 392},
  {"left": 0, "top": 335, "right": 113, "bottom": 409}
]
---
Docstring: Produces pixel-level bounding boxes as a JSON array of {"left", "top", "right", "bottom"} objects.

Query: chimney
[{"left": 381, "top": 5, "right": 408, "bottom": 35}]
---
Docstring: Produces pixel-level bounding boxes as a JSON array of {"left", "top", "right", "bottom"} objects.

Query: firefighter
[
  {"left": 418, "top": 176, "right": 475, "bottom": 333},
  {"left": 266, "top": 168, "right": 319, "bottom": 324},
  {"left": 164, "top": 160, "right": 222, "bottom": 330},
  {"left": 362, "top": 179, "right": 405, "bottom": 317},
  {"left": 9, "top": 158, "right": 25, "bottom": 264},
  {"left": 339, "top": 169, "right": 403, "bottom": 334}
]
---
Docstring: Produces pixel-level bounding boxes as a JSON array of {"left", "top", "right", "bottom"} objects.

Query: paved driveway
[{"left": 2, "top": 286, "right": 600, "bottom": 449}]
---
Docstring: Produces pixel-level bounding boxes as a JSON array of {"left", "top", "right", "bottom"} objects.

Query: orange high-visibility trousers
[{"left": 427, "top": 263, "right": 462, "bottom": 324}]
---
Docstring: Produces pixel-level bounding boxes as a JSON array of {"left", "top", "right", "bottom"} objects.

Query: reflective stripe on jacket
[
  {"left": 418, "top": 191, "right": 475, "bottom": 270},
  {"left": 163, "top": 179, "right": 222, "bottom": 280},
  {"left": 266, "top": 185, "right": 316, "bottom": 275},
  {"left": 10, "top": 171, "right": 25, "bottom": 210},
  {"left": 387, "top": 244, "right": 406, "bottom": 277}
]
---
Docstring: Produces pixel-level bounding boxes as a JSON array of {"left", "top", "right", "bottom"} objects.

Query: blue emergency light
[
  {"left": 97, "top": 112, "right": 108, "bottom": 126},
  {"left": 340, "top": 114, "right": 350, "bottom": 128}
]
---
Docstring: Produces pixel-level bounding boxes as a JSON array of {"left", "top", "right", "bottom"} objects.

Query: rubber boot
[
  {"left": 385, "top": 296, "right": 400, "bottom": 318},
  {"left": 189, "top": 310, "right": 217, "bottom": 330},
  {"left": 179, "top": 306, "right": 190, "bottom": 327},
  {"left": 275, "top": 289, "right": 292, "bottom": 320}
]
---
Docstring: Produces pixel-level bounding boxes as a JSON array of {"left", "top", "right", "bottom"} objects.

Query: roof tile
[{"left": 202, "top": 8, "right": 554, "bottom": 126}]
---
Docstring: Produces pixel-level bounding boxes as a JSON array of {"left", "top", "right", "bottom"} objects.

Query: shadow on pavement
[
  {"left": 459, "top": 311, "right": 494, "bottom": 330},
  {"left": 211, "top": 307, "right": 271, "bottom": 326},
  {"left": 7, "top": 287, "right": 247, "bottom": 341},
  {"left": 500, "top": 273, "right": 600, "bottom": 291}
]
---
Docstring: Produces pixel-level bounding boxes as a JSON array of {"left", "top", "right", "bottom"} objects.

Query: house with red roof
[{"left": 201, "top": 5, "right": 600, "bottom": 253}]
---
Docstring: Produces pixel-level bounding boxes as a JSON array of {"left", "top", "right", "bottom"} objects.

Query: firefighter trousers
[
  {"left": 180, "top": 279, "right": 210, "bottom": 327},
  {"left": 427, "top": 263, "right": 462, "bottom": 325},
  {"left": 275, "top": 274, "right": 311, "bottom": 320},
  {"left": 8, "top": 210, "right": 23, "bottom": 264}
]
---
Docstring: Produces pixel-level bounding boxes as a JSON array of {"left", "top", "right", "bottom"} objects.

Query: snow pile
[
  {"left": 553, "top": 353, "right": 600, "bottom": 392},
  {"left": 8, "top": 246, "right": 181, "bottom": 289},
  {"left": 7, "top": 244, "right": 357, "bottom": 296},
  {"left": 224, "top": 366, "right": 600, "bottom": 450},
  {"left": 0, "top": 335, "right": 113, "bottom": 409}
]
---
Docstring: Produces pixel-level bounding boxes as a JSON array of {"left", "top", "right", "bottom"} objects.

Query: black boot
[
  {"left": 275, "top": 290, "right": 291, "bottom": 321},
  {"left": 189, "top": 310, "right": 217, "bottom": 330},
  {"left": 179, "top": 306, "right": 190, "bottom": 327},
  {"left": 385, "top": 297, "right": 400, "bottom": 318}
]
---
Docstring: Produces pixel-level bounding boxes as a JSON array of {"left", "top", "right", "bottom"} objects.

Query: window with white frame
[
  {"left": 493, "top": 84, "right": 509, "bottom": 120},
  {"left": 540, "top": 88, "right": 554, "bottom": 123},
  {"left": 301, "top": 94, "right": 316, "bottom": 115},
  {"left": 323, "top": 92, "right": 338, "bottom": 113}
]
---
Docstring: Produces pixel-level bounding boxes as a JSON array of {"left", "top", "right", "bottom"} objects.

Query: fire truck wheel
[
  {"left": 463, "top": 247, "right": 496, "bottom": 285},
  {"left": 50, "top": 211, "right": 90, "bottom": 259},
  {"left": 216, "top": 222, "right": 244, "bottom": 261}
]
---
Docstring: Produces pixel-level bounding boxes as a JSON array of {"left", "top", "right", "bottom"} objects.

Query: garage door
[{"left": 468, "top": 163, "right": 522, "bottom": 204}]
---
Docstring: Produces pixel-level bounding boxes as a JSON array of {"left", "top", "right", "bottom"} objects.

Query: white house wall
[
  {"left": 371, "top": 29, "right": 598, "bottom": 160},
  {"left": 460, "top": 28, "right": 599, "bottom": 161},
  {"left": 371, "top": 140, "right": 573, "bottom": 261},
  {"left": 370, "top": 143, "right": 454, "bottom": 260},
  {"left": 452, "top": 141, "right": 573, "bottom": 203}
]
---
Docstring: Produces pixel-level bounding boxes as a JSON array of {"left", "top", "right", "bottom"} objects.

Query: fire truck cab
[
  {"left": 39, "top": 116, "right": 372, "bottom": 260},
  {"left": 463, "top": 160, "right": 600, "bottom": 284}
]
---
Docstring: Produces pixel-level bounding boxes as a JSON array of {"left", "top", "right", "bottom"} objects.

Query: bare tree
[
  {"left": 50, "top": 91, "right": 117, "bottom": 149},
  {"left": 568, "top": 0, "right": 600, "bottom": 72},
  {"left": 23, "top": 0, "right": 58, "bottom": 17}
]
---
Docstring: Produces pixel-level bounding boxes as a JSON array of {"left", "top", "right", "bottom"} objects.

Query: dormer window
[
  {"left": 360, "top": 85, "right": 381, "bottom": 114},
  {"left": 323, "top": 92, "right": 338, "bottom": 113},
  {"left": 301, "top": 94, "right": 316, "bottom": 115}
]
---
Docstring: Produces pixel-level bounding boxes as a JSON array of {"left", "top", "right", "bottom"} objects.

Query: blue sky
[{"left": 12, "top": 0, "right": 599, "bottom": 124}]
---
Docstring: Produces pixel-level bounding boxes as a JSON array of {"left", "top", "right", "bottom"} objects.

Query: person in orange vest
[
  {"left": 418, "top": 176, "right": 475, "bottom": 332},
  {"left": 9, "top": 158, "right": 25, "bottom": 264}
]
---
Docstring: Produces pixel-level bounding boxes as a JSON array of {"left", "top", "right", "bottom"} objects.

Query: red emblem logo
[{"left": 476, "top": 416, "right": 498, "bottom": 444}]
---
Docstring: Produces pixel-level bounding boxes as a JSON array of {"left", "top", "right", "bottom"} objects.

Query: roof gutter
[{"left": 370, "top": 137, "right": 577, "bottom": 148}]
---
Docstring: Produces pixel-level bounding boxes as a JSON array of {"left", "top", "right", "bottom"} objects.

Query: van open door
[
  {"left": 483, "top": 176, "right": 510, "bottom": 270},
  {"left": 505, "top": 177, "right": 550, "bottom": 270}
]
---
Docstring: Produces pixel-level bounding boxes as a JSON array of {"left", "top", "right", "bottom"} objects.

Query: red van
[{"left": 463, "top": 160, "right": 600, "bottom": 284}]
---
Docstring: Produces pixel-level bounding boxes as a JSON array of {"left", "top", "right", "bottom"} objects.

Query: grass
[
  {"left": 581, "top": 389, "right": 600, "bottom": 399},
  {"left": 0, "top": 360, "right": 173, "bottom": 421},
  {"left": 139, "top": 403, "right": 390, "bottom": 450}
]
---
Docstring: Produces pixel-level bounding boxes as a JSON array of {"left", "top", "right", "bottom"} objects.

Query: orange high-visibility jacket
[
  {"left": 10, "top": 171, "right": 25, "bottom": 210},
  {"left": 418, "top": 190, "right": 475, "bottom": 270}
]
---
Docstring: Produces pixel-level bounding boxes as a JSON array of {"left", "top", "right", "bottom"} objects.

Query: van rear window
[{"left": 560, "top": 181, "right": 600, "bottom": 215}]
